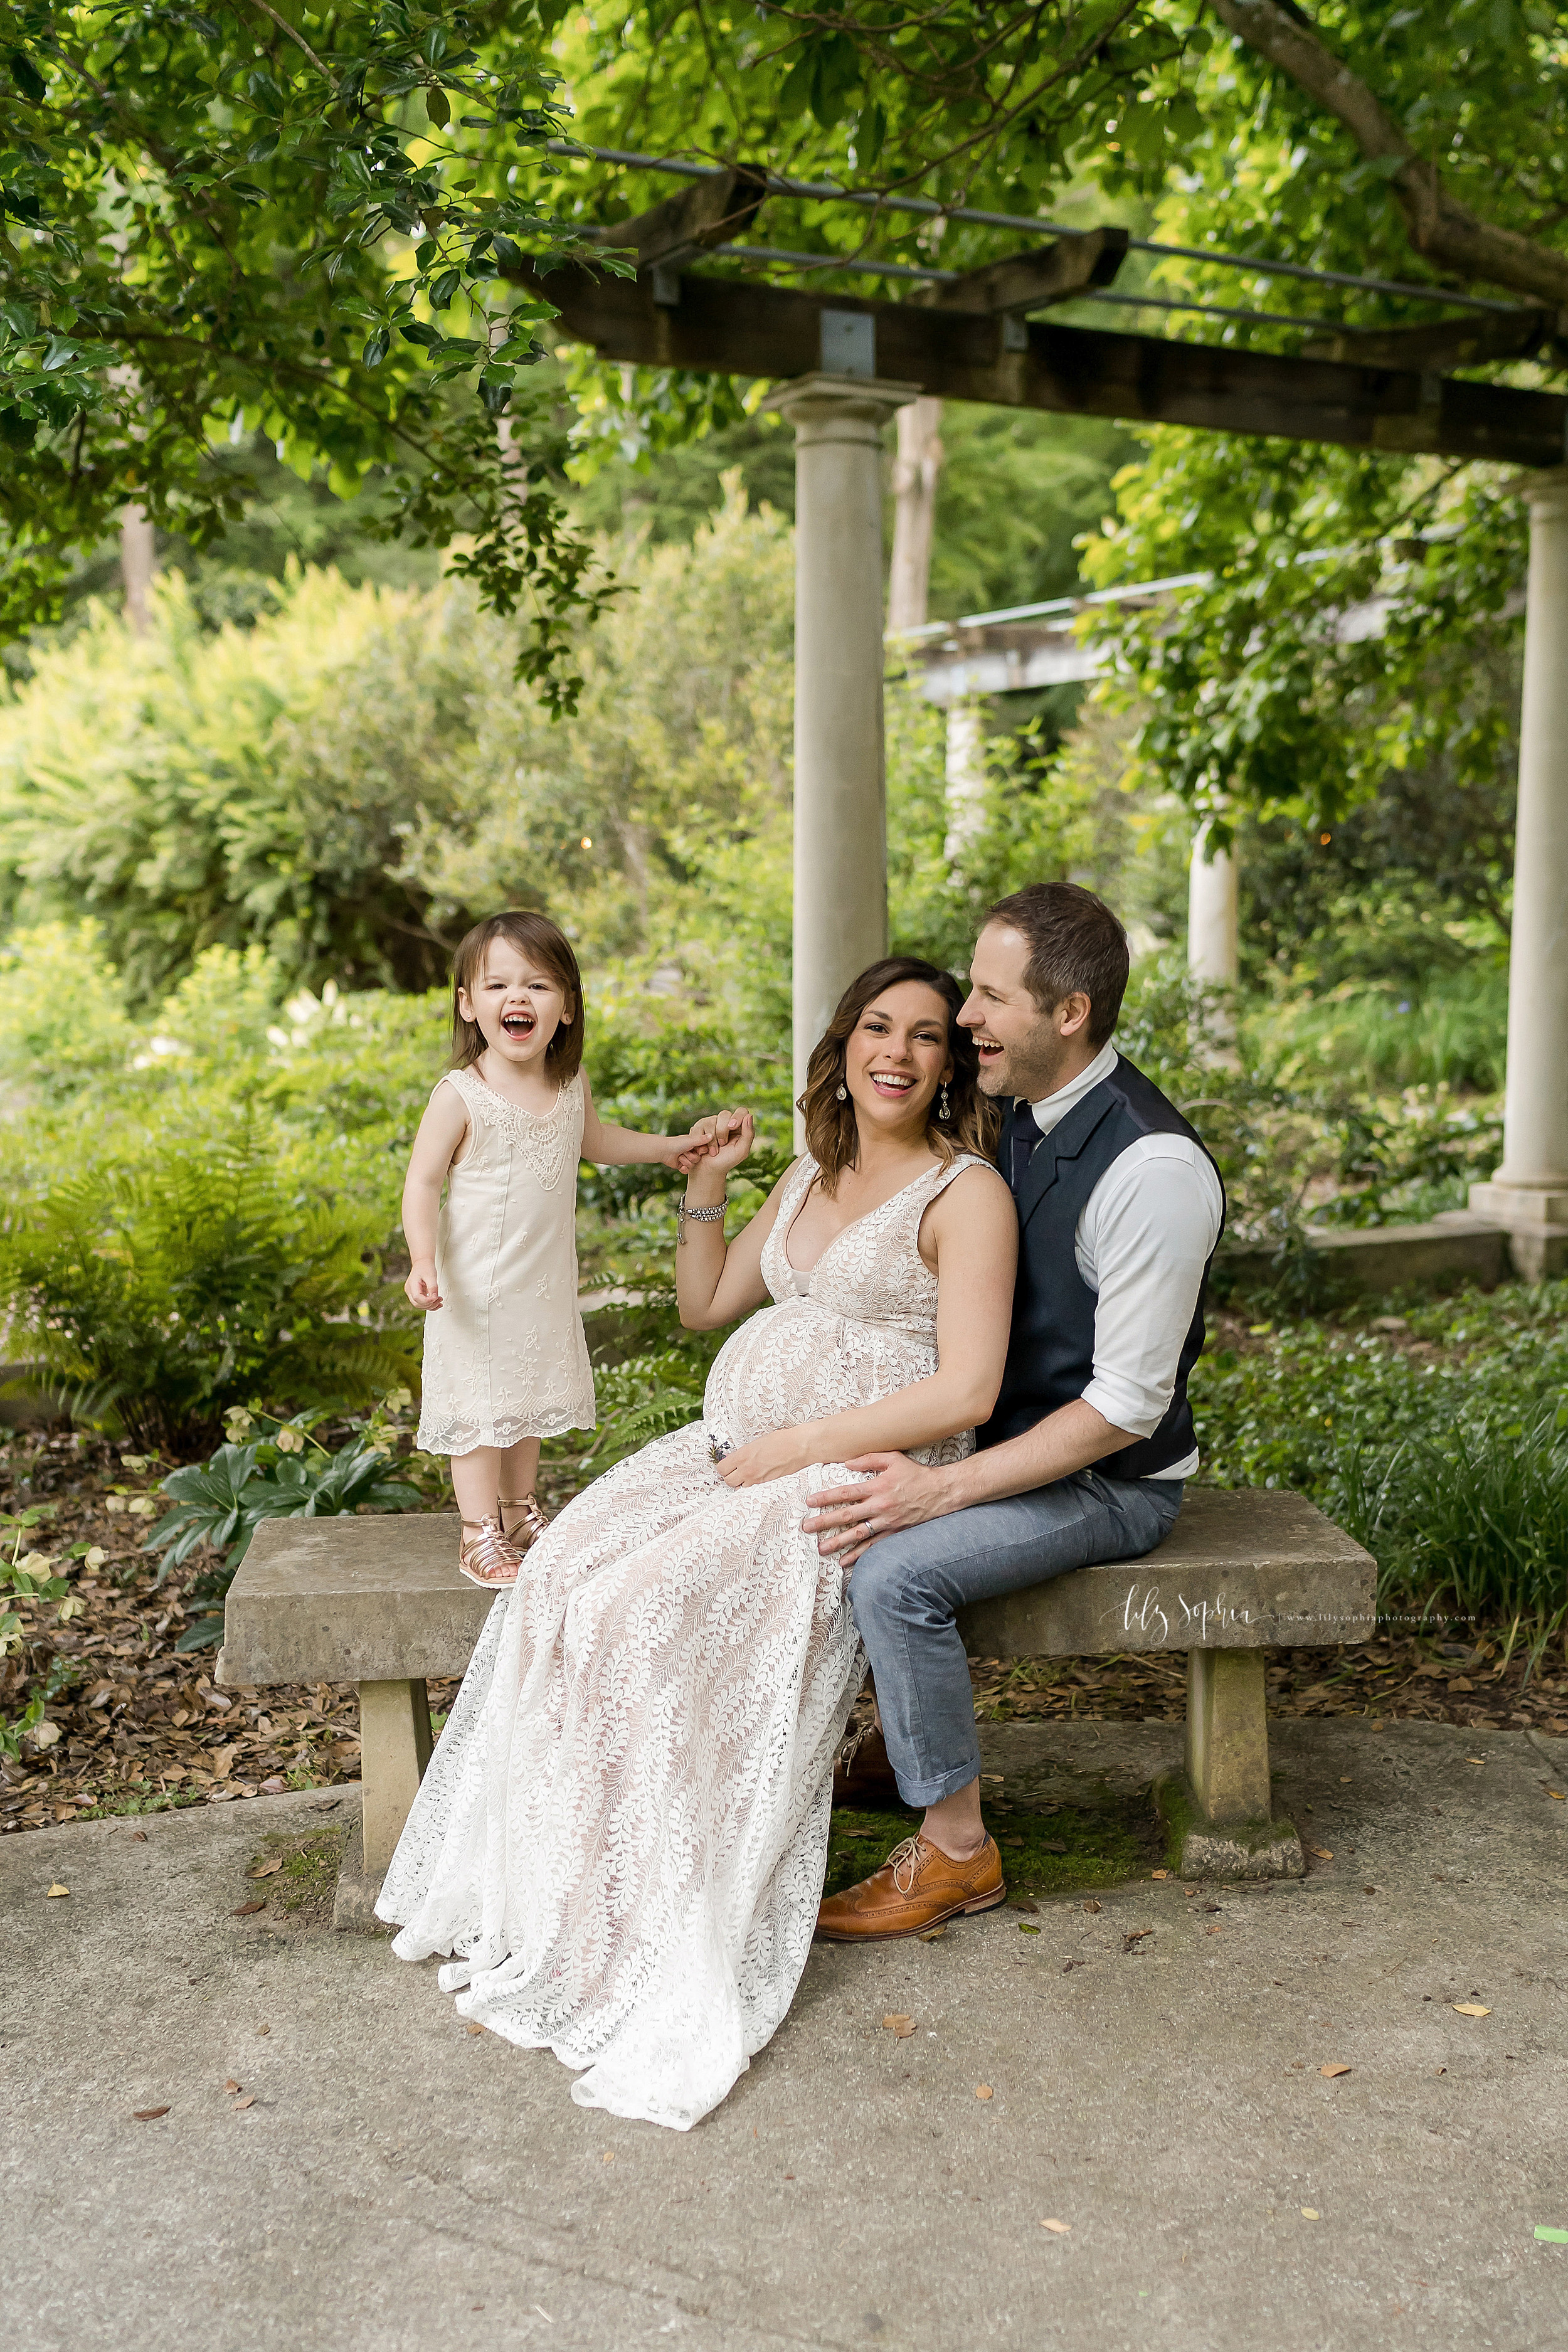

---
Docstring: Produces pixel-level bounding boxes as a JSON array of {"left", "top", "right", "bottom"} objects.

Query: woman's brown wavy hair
[{"left": 797, "top": 957, "right": 999, "bottom": 1193}]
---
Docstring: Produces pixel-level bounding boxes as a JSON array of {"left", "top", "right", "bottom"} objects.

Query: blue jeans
[{"left": 847, "top": 1470, "right": 1185, "bottom": 1808}]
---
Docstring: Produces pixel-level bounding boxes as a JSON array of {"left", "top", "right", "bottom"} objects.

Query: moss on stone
[{"left": 825, "top": 1780, "right": 1162, "bottom": 1900}]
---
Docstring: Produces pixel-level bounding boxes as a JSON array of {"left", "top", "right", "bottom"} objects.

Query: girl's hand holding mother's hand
[{"left": 673, "top": 1108, "right": 755, "bottom": 1178}]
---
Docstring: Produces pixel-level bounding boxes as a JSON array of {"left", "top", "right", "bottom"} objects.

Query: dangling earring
[
  {"left": 938, "top": 1083, "right": 951, "bottom": 1124},
  {"left": 835, "top": 1081, "right": 847, "bottom": 1101}
]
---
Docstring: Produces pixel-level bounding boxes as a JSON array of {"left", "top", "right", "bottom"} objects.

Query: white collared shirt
[{"left": 1027, "top": 1044, "right": 1224, "bottom": 1478}]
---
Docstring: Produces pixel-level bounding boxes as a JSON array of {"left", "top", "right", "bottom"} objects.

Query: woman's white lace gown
[{"left": 378, "top": 1152, "right": 980, "bottom": 2130}]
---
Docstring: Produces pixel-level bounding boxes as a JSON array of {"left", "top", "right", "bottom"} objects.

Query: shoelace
[{"left": 887, "top": 1836, "right": 928, "bottom": 1895}]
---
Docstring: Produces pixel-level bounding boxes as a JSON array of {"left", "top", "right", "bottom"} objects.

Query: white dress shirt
[{"left": 1027, "top": 1044, "right": 1224, "bottom": 1478}]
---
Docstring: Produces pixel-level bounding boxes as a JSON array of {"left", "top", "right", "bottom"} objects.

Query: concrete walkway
[{"left": 4, "top": 1717, "right": 1564, "bottom": 2351}]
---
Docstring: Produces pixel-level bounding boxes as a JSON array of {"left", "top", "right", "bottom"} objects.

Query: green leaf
[
  {"left": 7, "top": 48, "right": 46, "bottom": 103},
  {"left": 425, "top": 84, "right": 450, "bottom": 129},
  {"left": 362, "top": 326, "right": 390, "bottom": 368}
]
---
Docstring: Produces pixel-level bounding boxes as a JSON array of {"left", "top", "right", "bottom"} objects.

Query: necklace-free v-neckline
[{"left": 782, "top": 1158, "right": 946, "bottom": 1281}]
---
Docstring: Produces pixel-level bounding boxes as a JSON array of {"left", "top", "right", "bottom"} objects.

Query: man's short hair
[{"left": 985, "top": 882, "right": 1129, "bottom": 1047}]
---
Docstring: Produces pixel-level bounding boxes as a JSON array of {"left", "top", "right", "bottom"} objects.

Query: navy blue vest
[{"left": 978, "top": 1056, "right": 1224, "bottom": 1478}]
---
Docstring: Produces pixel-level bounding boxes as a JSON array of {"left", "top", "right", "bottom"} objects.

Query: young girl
[{"left": 403, "top": 909, "right": 711, "bottom": 1588}]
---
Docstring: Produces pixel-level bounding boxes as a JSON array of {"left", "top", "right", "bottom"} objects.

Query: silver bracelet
[{"left": 677, "top": 1195, "right": 726, "bottom": 1246}]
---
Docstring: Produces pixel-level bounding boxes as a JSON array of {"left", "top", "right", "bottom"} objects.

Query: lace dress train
[{"left": 378, "top": 1151, "right": 982, "bottom": 2129}]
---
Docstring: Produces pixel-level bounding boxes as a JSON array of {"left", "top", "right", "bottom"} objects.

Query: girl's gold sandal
[
  {"left": 499, "top": 1492, "right": 550, "bottom": 1553},
  {"left": 457, "top": 1515, "right": 525, "bottom": 1589}
]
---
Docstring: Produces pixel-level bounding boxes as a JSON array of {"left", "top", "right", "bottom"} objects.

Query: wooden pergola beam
[
  {"left": 1301, "top": 309, "right": 1558, "bottom": 372},
  {"left": 922, "top": 227, "right": 1128, "bottom": 315},
  {"left": 580, "top": 166, "right": 769, "bottom": 272},
  {"left": 521, "top": 260, "right": 1568, "bottom": 467}
]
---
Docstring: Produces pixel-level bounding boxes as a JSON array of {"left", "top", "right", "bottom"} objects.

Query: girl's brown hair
[
  {"left": 450, "top": 911, "right": 585, "bottom": 1078},
  {"left": 797, "top": 956, "right": 999, "bottom": 1192}
]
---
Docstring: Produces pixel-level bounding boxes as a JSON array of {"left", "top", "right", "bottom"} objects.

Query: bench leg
[
  {"left": 358, "top": 1677, "right": 433, "bottom": 1874},
  {"left": 1152, "top": 1648, "right": 1304, "bottom": 1880},
  {"left": 1186, "top": 1648, "right": 1271, "bottom": 1822}
]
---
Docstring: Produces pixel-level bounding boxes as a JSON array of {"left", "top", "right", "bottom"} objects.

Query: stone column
[
  {"left": 943, "top": 700, "right": 987, "bottom": 863},
  {"left": 120, "top": 504, "right": 156, "bottom": 636},
  {"left": 1470, "top": 466, "right": 1568, "bottom": 1280},
  {"left": 760, "top": 373, "right": 919, "bottom": 1135},
  {"left": 1187, "top": 816, "right": 1239, "bottom": 990},
  {"left": 887, "top": 395, "right": 943, "bottom": 635}
]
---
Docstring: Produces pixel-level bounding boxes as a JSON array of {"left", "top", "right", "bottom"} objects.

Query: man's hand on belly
[{"left": 803, "top": 1453, "right": 954, "bottom": 1565}]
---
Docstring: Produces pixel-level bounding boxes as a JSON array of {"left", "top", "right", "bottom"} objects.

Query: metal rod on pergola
[{"left": 544, "top": 142, "right": 1524, "bottom": 318}]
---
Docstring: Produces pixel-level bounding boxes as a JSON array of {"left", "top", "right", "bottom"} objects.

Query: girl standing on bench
[{"left": 401, "top": 909, "right": 714, "bottom": 1589}]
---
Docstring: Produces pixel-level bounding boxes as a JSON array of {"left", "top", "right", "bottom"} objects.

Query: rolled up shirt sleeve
[{"left": 1076, "top": 1138, "right": 1224, "bottom": 1440}]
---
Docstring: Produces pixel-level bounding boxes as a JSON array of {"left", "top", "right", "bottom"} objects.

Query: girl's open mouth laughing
[{"left": 501, "top": 1009, "right": 537, "bottom": 1041}]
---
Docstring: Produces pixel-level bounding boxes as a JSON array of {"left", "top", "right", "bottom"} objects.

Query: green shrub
[
  {"left": 1248, "top": 965, "right": 1509, "bottom": 1096},
  {"left": 0, "top": 569, "right": 497, "bottom": 1000},
  {"left": 0, "top": 1136, "right": 417, "bottom": 1457},
  {"left": 1337, "top": 1404, "right": 1568, "bottom": 1657},
  {"left": 1193, "top": 1281, "right": 1568, "bottom": 1643},
  {"left": 146, "top": 1409, "right": 425, "bottom": 1650}
]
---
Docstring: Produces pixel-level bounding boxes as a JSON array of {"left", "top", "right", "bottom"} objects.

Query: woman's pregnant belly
[{"left": 703, "top": 1298, "right": 945, "bottom": 1453}]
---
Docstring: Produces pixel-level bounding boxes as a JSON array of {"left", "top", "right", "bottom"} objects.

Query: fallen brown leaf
[
  {"left": 1320, "top": 2062, "right": 1352, "bottom": 2079},
  {"left": 882, "top": 2014, "right": 916, "bottom": 2037},
  {"left": 1010, "top": 1898, "right": 1040, "bottom": 1915},
  {"left": 465, "top": 2022, "right": 486, "bottom": 2037},
  {"left": 233, "top": 1899, "right": 266, "bottom": 1916},
  {"left": 1452, "top": 2002, "right": 1491, "bottom": 2017},
  {"left": 1039, "top": 2218, "right": 1071, "bottom": 2235},
  {"left": 1081, "top": 1899, "right": 1101, "bottom": 1915},
  {"left": 1307, "top": 1846, "right": 1334, "bottom": 1860},
  {"left": 255, "top": 2024, "right": 270, "bottom": 2037},
  {"left": 1151, "top": 1870, "right": 1169, "bottom": 1880},
  {"left": 1300, "top": 2207, "right": 1320, "bottom": 2221},
  {"left": 231, "top": 2095, "right": 257, "bottom": 2111},
  {"left": 1122, "top": 1929, "right": 1153, "bottom": 1952},
  {"left": 1062, "top": 1958, "right": 1086, "bottom": 1973},
  {"left": 133, "top": 2106, "right": 171, "bottom": 2122},
  {"left": 1547, "top": 1790, "right": 1565, "bottom": 1801},
  {"left": 975, "top": 2085, "right": 993, "bottom": 2100},
  {"left": 224, "top": 2080, "right": 241, "bottom": 2094},
  {"left": 918, "top": 1924, "right": 948, "bottom": 1942},
  {"left": 129, "top": 1830, "right": 148, "bottom": 1842},
  {"left": 250, "top": 1858, "right": 283, "bottom": 1879}
]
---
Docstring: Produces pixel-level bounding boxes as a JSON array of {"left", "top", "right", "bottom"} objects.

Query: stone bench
[
  {"left": 957, "top": 1486, "right": 1374, "bottom": 1877},
  {"left": 218, "top": 1486, "right": 1374, "bottom": 1924}
]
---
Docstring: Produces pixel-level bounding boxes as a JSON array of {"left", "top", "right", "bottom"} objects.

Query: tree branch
[
  {"left": 237, "top": 0, "right": 336, "bottom": 83},
  {"left": 1207, "top": 0, "right": 1568, "bottom": 307}
]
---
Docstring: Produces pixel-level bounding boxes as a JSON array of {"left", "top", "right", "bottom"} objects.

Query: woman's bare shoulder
[{"left": 941, "top": 1157, "right": 1012, "bottom": 1207}]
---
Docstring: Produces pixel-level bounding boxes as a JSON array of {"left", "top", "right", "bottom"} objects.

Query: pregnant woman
[{"left": 377, "top": 956, "right": 1016, "bottom": 2130}]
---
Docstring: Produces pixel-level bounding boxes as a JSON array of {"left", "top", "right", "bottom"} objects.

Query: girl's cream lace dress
[
  {"left": 379, "top": 1151, "right": 982, "bottom": 2129},
  {"left": 415, "top": 1065, "right": 596, "bottom": 1455}
]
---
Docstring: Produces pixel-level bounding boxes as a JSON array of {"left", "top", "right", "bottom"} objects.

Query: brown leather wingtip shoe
[
  {"left": 832, "top": 1722, "right": 901, "bottom": 1809},
  {"left": 815, "top": 1834, "right": 1007, "bottom": 1941}
]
